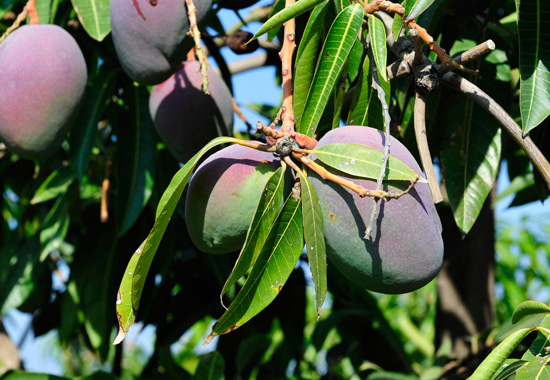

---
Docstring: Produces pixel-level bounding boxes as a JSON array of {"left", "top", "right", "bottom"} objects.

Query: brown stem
[
  {"left": 279, "top": 0, "right": 296, "bottom": 133},
  {"left": 439, "top": 40, "right": 496, "bottom": 75},
  {"left": 442, "top": 72, "right": 550, "bottom": 190},
  {"left": 232, "top": 98, "right": 253, "bottom": 136},
  {"left": 27, "top": 0, "right": 39, "bottom": 25},
  {"left": 0, "top": 0, "right": 38, "bottom": 43},
  {"left": 101, "top": 155, "right": 113, "bottom": 223},
  {"left": 185, "top": 0, "right": 209, "bottom": 94},
  {"left": 414, "top": 91, "right": 443, "bottom": 203}
]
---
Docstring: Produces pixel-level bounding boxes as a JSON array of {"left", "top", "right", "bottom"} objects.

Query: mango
[
  {"left": 110, "top": 0, "right": 211, "bottom": 85},
  {"left": 185, "top": 144, "right": 281, "bottom": 254},
  {"left": 0, "top": 25, "right": 87, "bottom": 159},
  {"left": 309, "top": 126, "right": 443, "bottom": 293},
  {"left": 149, "top": 61, "right": 234, "bottom": 163}
]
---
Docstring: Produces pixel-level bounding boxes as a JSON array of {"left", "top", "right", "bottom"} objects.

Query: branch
[
  {"left": 279, "top": 0, "right": 296, "bottom": 133},
  {"left": 0, "top": 0, "right": 38, "bottom": 43},
  {"left": 442, "top": 72, "right": 550, "bottom": 190},
  {"left": 413, "top": 91, "right": 443, "bottom": 203}
]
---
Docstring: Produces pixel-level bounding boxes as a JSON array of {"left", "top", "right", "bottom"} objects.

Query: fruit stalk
[
  {"left": 185, "top": 0, "right": 209, "bottom": 94},
  {"left": 0, "top": 0, "right": 39, "bottom": 43}
]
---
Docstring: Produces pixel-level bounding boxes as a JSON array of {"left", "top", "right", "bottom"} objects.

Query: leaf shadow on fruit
[{"left": 154, "top": 67, "right": 231, "bottom": 163}]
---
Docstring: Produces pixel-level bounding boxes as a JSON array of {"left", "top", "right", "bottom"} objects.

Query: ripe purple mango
[
  {"left": 0, "top": 25, "right": 87, "bottom": 159},
  {"left": 185, "top": 144, "right": 281, "bottom": 254},
  {"left": 149, "top": 61, "right": 234, "bottom": 163},
  {"left": 309, "top": 126, "right": 443, "bottom": 294},
  {"left": 110, "top": 0, "right": 212, "bottom": 85}
]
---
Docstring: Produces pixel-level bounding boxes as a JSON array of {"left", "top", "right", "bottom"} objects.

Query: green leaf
[
  {"left": 298, "top": 4, "right": 363, "bottom": 137},
  {"left": 35, "top": 0, "right": 52, "bottom": 25},
  {"left": 70, "top": 69, "right": 117, "bottom": 181},
  {"left": 347, "top": 38, "right": 365, "bottom": 85},
  {"left": 404, "top": 0, "right": 436, "bottom": 21},
  {"left": 115, "top": 84, "right": 157, "bottom": 236},
  {"left": 39, "top": 196, "right": 69, "bottom": 262},
  {"left": 516, "top": 358, "right": 550, "bottom": 380},
  {"left": 251, "top": 0, "right": 328, "bottom": 41},
  {"left": 0, "top": 239, "right": 42, "bottom": 315},
  {"left": 114, "top": 136, "right": 241, "bottom": 344},
  {"left": 30, "top": 165, "right": 75, "bottom": 204},
  {"left": 70, "top": 0, "right": 110, "bottom": 41},
  {"left": 209, "top": 194, "right": 304, "bottom": 339},
  {"left": 221, "top": 166, "right": 286, "bottom": 300},
  {"left": 347, "top": 53, "right": 384, "bottom": 130},
  {"left": 512, "top": 301, "right": 550, "bottom": 324},
  {"left": 392, "top": 6, "right": 405, "bottom": 41},
  {"left": 294, "top": 1, "right": 330, "bottom": 127},
  {"left": 469, "top": 328, "right": 533, "bottom": 380},
  {"left": 266, "top": 0, "right": 285, "bottom": 42},
  {"left": 492, "top": 359, "right": 529, "bottom": 380},
  {"left": 440, "top": 97, "right": 502, "bottom": 235},
  {"left": 192, "top": 352, "right": 225, "bottom": 380},
  {"left": 521, "top": 315, "right": 550, "bottom": 361},
  {"left": 299, "top": 173, "right": 326, "bottom": 317},
  {"left": 311, "top": 143, "right": 418, "bottom": 181},
  {"left": 517, "top": 0, "right": 550, "bottom": 133},
  {"left": 368, "top": 15, "right": 388, "bottom": 82}
]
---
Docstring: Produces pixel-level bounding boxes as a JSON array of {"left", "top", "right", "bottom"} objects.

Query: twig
[
  {"left": 232, "top": 98, "right": 253, "bottom": 137},
  {"left": 0, "top": 0, "right": 38, "bottom": 43},
  {"left": 363, "top": 0, "right": 452, "bottom": 65},
  {"left": 101, "top": 154, "right": 113, "bottom": 223},
  {"left": 439, "top": 40, "right": 496, "bottom": 75},
  {"left": 414, "top": 91, "right": 443, "bottom": 203},
  {"left": 442, "top": 72, "right": 550, "bottom": 190},
  {"left": 279, "top": 0, "right": 296, "bottom": 133},
  {"left": 364, "top": 56, "right": 392, "bottom": 239},
  {"left": 185, "top": 0, "right": 209, "bottom": 94}
]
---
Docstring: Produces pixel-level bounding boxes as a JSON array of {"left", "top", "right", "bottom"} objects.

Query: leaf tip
[
  {"left": 113, "top": 326, "right": 128, "bottom": 345},
  {"left": 203, "top": 333, "right": 216, "bottom": 346}
]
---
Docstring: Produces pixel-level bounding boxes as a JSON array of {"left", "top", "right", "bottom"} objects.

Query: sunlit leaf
[
  {"left": 512, "top": 301, "right": 550, "bottom": 324},
  {"left": 35, "top": 0, "right": 51, "bottom": 25},
  {"left": 294, "top": 1, "right": 330, "bottom": 127},
  {"left": 347, "top": 53, "right": 384, "bottom": 130},
  {"left": 251, "top": 0, "right": 327, "bottom": 41},
  {"left": 311, "top": 143, "right": 418, "bottom": 181},
  {"left": 71, "top": 0, "right": 110, "bottom": 41},
  {"left": 487, "top": 359, "right": 528, "bottom": 380},
  {"left": 208, "top": 194, "right": 303, "bottom": 340},
  {"left": 299, "top": 173, "right": 326, "bottom": 317},
  {"left": 114, "top": 136, "right": 242, "bottom": 344},
  {"left": 221, "top": 166, "right": 286, "bottom": 300},
  {"left": 30, "top": 166, "right": 75, "bottom": 205},
  {"left": 404, "top": 0, "right": 435, "bottom": 21},
  {"left": 517, "top": 315, "right": 550, "bottom": 379},
  {"left": 298, "top": 4, "right": 363, "bottom": 137},
  {"left": 517, "top": 0, "right": 550, "bottom": 133},
  {"left": 368, "top": 15, "right": 388, "bottom": 82},
  {"left": 469, "top": 328, "right": 533, "bottom": 380}
]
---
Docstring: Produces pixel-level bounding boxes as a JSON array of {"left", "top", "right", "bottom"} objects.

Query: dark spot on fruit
[
  {"left": 327, "top": 212, "right": 337, "bottom": 223},
  {"left": 150, "top": 0, "right": 157, "bottom": 6}
]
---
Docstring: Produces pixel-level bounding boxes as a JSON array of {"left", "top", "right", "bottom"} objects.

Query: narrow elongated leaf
[
  {"left": 469, "top": 328, "right": 533, "bottom": 380},
  {"left": 404, "top": 0, "right": 435, "bottom": 21},
  {"left": 71, "top": 0, "right": 110, "bottom": 41},
  {"left": 192, "top": 352, "right": 225, "bottom": 380},
  {"left": 114, "top": 136, "right": 241, "bottom": 344},
  {"left": 221, "top": 166, "right": 286, "bottom": 300},
  {"left": 347, "top": 38, "right": 364, "bottom": 84},
  {"left": 39, "top": 196, "right": 69, "bottom": 262},
  {"left": 368, "top": 15, "right": 388, "bottom": 82},
  {"left": 392, "top": 8, "right": 405, "bottom": 41},
  {"left": 30, "top": 166, "right": 75, "bottom": 204},
  {"left": 347, "top": 53, "right": 384, "bottom": 130},
  {"left": 440, "top": 93, "right": 502, "bottom": 234},
  {"left": 299, "top": 4, "right": 363, "bottom": 137},
  {"left": 208, "top": 194, "right": 304, "bottom": 339},
  {"left": 492, "top": 359, "right": 529, "bottom": 380},
  {"left": 251, "top": 0, "right": 327, "bottom": 41},
  {"left": 35, "top": 0, "right": 52, "bottom": 24},
  {"left": 70, "top": 69, "right": 117, "bottom": 181},
  {"left": 517, "top": 0, "right": 550, "bottom": 132},
  {"left": 267, "top": 0, "right": 286, "bottom": 42},
  {"left": 311, "top": 143, "right": 418, "bottom": 181},
  {"left": 116, "top": 84, "right": 157, "bottom": 236},
  {"left": 517, "top": 316, "right": 550, "bottom": 379},
  {"left": 299, "top": 173, "right": 326, "bottom": 317},
  {"left": 513, "top": 301, "right": 550, "bottom": 324},
  {"left": 294, "top": 1, "right": 330, "bottom": 127}
]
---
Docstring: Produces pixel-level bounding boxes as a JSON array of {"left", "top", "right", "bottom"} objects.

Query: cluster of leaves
[{"left": 1, "top": 0, "right": 550, "bottom": 379}]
